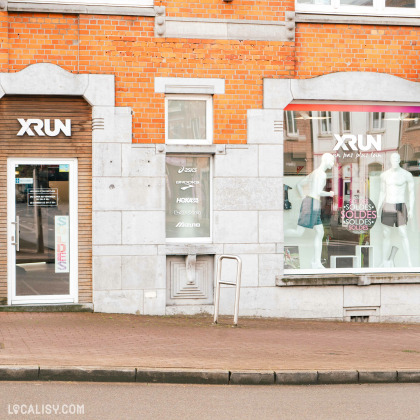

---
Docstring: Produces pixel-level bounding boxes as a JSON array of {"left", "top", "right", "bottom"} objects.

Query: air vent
[
  {"left": 350, "top": 316, "right": 369, "bottom": 323},
  {"left": 274, "top": 121, "right": 283, "bottom": 132}
]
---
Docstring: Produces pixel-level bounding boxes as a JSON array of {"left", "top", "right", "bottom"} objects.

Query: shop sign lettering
[
  {"left": 333, "top": 134, "right": 382, "bottom": 152},
  {"left": 55, "top": 216, "right": 70, "bottom": 273},
  {"left": 17, "top": 119, "right": 72, "bottom": 137}
]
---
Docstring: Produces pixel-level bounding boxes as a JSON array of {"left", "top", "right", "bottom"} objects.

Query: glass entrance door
[{"left": 7, "top": 159, "right": 78, "bottom": 304}]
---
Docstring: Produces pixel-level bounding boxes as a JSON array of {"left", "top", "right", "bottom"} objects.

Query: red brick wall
[
  {"left": 159, "top": 0, "right": 294, "bottom": 21},
  {"left": 295, "top": 24, "right": 420, "bottom": 80}
]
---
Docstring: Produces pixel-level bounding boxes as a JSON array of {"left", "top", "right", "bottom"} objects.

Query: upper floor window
[
  {"left": 286, "top": 111, "right": 299, "bottom": 138},
  {"left": 319, "top": 111, "right": 332, "bottom": 135},
  {"left": 296, "top": 0, "right": 420, "bottom": 16},
  {"left": 370, "top": 112, "right": 385, "bottom": 132},
  {"left": 165, "top": 95, "right": 213, "bottom": 145}
]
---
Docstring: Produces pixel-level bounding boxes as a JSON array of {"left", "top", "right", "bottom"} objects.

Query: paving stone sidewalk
[{"left": 0, "top": 312, "right": 419, "bottom": 372}]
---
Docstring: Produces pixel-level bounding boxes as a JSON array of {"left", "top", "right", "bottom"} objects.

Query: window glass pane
[
  {"left": 386, "top": 0, "right": 415, "bottom": 7},
  {"left": 286, "top": 111, "right": 298, "bottom": 136},
  {"left": 342, "top": 112, "right": 351, "bottom": 132},
  {"left": 297, "top": 0, "right": 330, "bottom": 4},
  {"left": 320, "top": 111, "right": 332, "bottom": 134},
  {"left": 284, "top": 108, "right": 420, "bottom": 272},
  {"left": 168, "top": 100, "right": 207, "bottom": 140},
  {"left": 341, "top": 0, "right": 373, "bottom": 5},
  {"left": 166, "top": 156, "right": 211, "bottom": 239}
]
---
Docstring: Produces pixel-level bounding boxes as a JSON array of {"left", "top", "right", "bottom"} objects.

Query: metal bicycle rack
[{"left": 213, "top": 255, "right": 242, "bottom": 326}]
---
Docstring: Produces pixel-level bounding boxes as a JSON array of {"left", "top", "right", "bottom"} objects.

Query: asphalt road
[{"left": 0, "top": 382, "right": 419, "bottom": 420}]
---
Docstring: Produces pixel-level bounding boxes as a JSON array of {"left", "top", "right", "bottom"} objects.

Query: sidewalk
[{"left": 0, "top": 312, "right": 419, "bottom": 384}]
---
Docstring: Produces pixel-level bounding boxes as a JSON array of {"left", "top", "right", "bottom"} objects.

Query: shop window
[
  {"left": 296, "top": 0, "right": 419, "bottom": 16},
  {"left": 166, "top": 155, "right": 212, "bottom": 242},
  {"left": 165, "top": 95, "right": 213, "bottom": 145},
  {"left": 284, "top": 105, "right": 420, "bottom": 274}
]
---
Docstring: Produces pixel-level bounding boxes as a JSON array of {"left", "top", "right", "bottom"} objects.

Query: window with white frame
[
  {"left": 319, "top": 111, "right": 332, "bottom": 135},
  {"left": 286, "top": 111, "right": 299, "bottom": 138},
  {"left": 340, "top": 112, "right": 351, "bottom": 133},
  {"left": 370, "top": 112, "right": 385, "bottom": 132},
  {"left": 296, "top": 0, "right": 420, "bottom": 16},
  {"left": 165, "top": 95, "right": 213, "bottom": 145}
]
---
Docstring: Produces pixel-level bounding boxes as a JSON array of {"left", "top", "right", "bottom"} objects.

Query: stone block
[
  {"left": 214, "top": 211, "right": 258, "bottom": 243},
  {"left": 93, "top": 256, "right": 121, "bottom": 291},
  {"left": 263, "top": 80, "right": 293, "bottom": 110},
  {"left": 213, "top": 178, "right": 282, "bottom": 211},
  {"left": 259, "top": 211, "right": 283, "bottom": 243},
  {"left": 93, "top": 177, "right": 164, "bottom": 211},
  {"left": 122, "top": 211, "right": 165, "bottom": 244},
  {"left": 143, "top": 289, "right": 166, "bottom": 315},
  {"left": 39, "top": 367, "right": 135, "bottom": 382},
  {"left": 343, "top": 285, "right": 381, "bottom": 308},
  {"left": 259, "top": 254, "right": 283, "bottom": 286},
  {"left": 121, "top": 255, "right": 165, "bottom": 290},
  {"left": 93, "top": 211, "right": 121, "bottom": 245},
  {"left": 359, "top": 371, "right": 397, "bottom": 383},
  {"left": 318, "top": 370, "right": 358, "bottom": 384},
  {"left": 398, "top": 370, "right": 420, "bottom": 383},
  {"left": 380, "top": 285, "right": 420, "bottom": 316},
  {"left": 223, "top": 244, "right": 276, "bottom": 254},
  {"left": 93, "top": 143, "right": 122, "bottom": 177},
  {"left": 275, "top": 370, "right": 318, "bottom": 385},
  {"left": 219, "top": 254, "right": 258, "bottom": 288},
  {"left": 136, "top": 368, "right": 229, "bottom": 384},
  {"left": 230, "top": 371, "right": 274, "bottom": 385},
  {"left": 214, "top": 146, "right": 258, "bottom": 177},
  {"left": 85, "top": 74, "right": 115, "bottom": 107},
  {"left": 122, "top": 145, "right": 165, "bottom": 177},
  {"left": 247, "top": 109, "right": 284, "bottom": 144},
  {"left": 0, "top": 366, "right": 39, "bottom": 381},
  {"left": 258, "top": 145, "right": 283, "bottom": 177},
  {"left": 93, "top": 290, "right": 144, "bottom": 314},
  {"left": 93, "top": 245, "right": 158, "bottom": 256},
  {"left": 115, "top": 107, "right": 132, "bottom": 143}
]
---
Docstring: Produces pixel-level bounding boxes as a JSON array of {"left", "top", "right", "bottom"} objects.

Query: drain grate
[{"left": 350, "top": 316, "right": 369, "bottom": 323}]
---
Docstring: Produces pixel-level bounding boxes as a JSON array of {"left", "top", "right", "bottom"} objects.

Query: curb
[{"left": 0, "top": 366, "right": 419, "bottom": 385}]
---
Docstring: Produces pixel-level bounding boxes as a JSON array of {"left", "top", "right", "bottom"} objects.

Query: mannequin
[
  {"left": 285, "top": 153, "right": 335, "bottom": 269},
  {"left": 377, "top": 153, "right": 414, "bottom": 267}
]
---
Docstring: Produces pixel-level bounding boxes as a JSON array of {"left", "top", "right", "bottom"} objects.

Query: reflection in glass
[
  {"left": 385, "top": 0, "right": 415, "bottom": 6},
  {"left": 15, "top": 164, "right": 70, "bottom": 296},
  {"left": 340, "top": 0, "right": 373, "bottom": 5},
  {"left": 168, "top": 100, "right": 207, "bottom": 140}
]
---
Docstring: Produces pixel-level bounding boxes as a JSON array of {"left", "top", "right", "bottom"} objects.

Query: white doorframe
[{"left": 7, "top": 158, "right": 79, "bottom": 305}]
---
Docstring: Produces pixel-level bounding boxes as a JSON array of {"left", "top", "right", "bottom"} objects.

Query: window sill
[
  {"left": 295, "top": 12, "right": 420, "bottom": 27},
  {"left": 7, "top": 1, "right": 155, "bottom": 16},
  {"left": 276, "top": 273, "right": 420, "bottom": 287}
]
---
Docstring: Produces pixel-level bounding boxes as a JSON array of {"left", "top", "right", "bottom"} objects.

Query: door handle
[{"left": 11, "top": 216, "right": 20, "bottom": 251}]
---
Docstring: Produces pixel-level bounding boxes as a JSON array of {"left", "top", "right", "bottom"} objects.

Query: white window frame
[
  {"left": 285, "top": 111, "right": 299, "bottom": 139},
  {"left": 318, "top": 111, "right": 332, "bottom": 135},
  {"left": 340, "top": 111, "right": 351, "bottom": 133},
  {"left": 165, "top": 94, "right": 213, "bottom": 145},
  {"left": 369, "top": 112, "right": 386, "bottom": 133},
  {"left": 165, "top": 154, "right": 213, "bottom": 244},
  {"left": 296, "top": 0, "right": 420, "bottom": 17}
]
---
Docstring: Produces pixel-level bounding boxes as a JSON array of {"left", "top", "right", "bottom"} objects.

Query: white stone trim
[
  {"left": 155, "top": 77, "right": 225, "bottom": 95},
  {"left": 0, "top": 63, "right": 115, "bottom": 106},
  {"left": 263, "top": 72, "right": 420, "bottom": 109},
  {"left": 296, "top": 13, "right": 420, "bottom": 27},
  {"left": 7, "top": 0, "right": 155, "bottom": 16},
  {"left": 159, "top": 14, "right": 295, "bottom": 41}
]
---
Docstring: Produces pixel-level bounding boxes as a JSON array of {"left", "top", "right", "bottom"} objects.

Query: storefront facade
[{"left": 0, "top": 2, "right": 419, "bottom": 321}]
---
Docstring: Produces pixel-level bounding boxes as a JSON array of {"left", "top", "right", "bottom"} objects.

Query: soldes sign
[
  {"left": 17, "top": 119, "right": 71, "bottom": 137},
  {"left": 333, "top": 134, "right": 381, "bottom": 152}
]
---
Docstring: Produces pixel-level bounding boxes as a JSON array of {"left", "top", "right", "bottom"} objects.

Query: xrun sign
[
  {"left": 333, "top": 134, "right": 382, "bottom": 151},
  {"left": 17, "top": 119, "right": 72, "bottom": 137}
]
